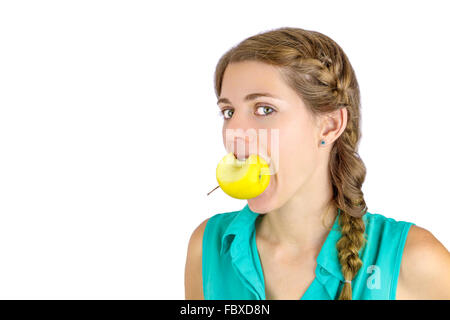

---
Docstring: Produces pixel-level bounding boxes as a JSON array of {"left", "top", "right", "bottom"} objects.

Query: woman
[{"left": 185, "top": 27, "right": 450, "bottom": 300}]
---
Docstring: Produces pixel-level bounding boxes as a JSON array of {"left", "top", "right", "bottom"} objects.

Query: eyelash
[{"left": 218, "top": 105, "right": 276, "bottom": 120}]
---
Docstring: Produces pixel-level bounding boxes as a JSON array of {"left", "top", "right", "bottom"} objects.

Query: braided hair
[{"left": 214, "top": 27, "right": 368, "bottom": 300}]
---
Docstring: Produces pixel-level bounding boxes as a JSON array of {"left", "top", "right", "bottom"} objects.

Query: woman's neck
[{"left": 255, "top": 192, "right": 337, "bottom": 253}]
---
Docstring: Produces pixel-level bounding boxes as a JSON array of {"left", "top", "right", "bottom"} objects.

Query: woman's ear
[{"left": 318, "top": 107, "right": 348, "bottom": 144}]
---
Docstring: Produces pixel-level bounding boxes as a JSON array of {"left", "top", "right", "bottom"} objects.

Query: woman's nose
[
  {"left": 224, "top": 129, "right": 258, "bottom": 158},
  {"left": 222, "top": 111, "right": 263, "bottom": 157}
]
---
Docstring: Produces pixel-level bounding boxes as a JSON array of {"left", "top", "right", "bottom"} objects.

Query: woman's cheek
[{"left": 280, "top": 132, "right": 310, "bottom": 181}]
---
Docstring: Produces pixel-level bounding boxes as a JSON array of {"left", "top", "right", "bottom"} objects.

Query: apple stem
[{"left": 207, "top": 185, "right": 220, "bottom": 196}]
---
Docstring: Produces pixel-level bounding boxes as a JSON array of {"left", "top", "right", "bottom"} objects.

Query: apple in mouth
[{"left": 216, "top": 152, "right": 271, "bottom": 199}]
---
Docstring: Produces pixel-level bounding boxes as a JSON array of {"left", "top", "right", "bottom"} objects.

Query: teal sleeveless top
[{"left": 202, "top": 204, "right": 416, "bottom": 300}]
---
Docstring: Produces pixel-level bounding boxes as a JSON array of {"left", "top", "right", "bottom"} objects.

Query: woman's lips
[
  {"left": 233, "top": 151, "right": 272, "bottom": 165},
  {"left": 233, "top": 152, "right": 249, "bottom": 161}
]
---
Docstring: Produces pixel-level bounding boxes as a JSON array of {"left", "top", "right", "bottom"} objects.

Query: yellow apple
[{"left": 216, "top": 152, "right": 271, "bottom": 199}]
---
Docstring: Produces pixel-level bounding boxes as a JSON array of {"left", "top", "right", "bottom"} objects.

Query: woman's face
[{"left": 218, "top": 61, "right": 324, "bottom": 213}]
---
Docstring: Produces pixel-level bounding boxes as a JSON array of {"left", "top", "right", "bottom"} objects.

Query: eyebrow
[{"left": 217, "top": 92, "right": 281, "bottom": 105}]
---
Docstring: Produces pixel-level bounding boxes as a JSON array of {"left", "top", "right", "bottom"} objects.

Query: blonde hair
[{"left": 214, "top": 27, "right": 368, "bottom": 300}]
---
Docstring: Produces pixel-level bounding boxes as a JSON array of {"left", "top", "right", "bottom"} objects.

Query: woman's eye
[
  {"left": 219, "top": 105, "right": 275, "bottom": 120},
  {"left": 255, "top": 105, "right": 275, "bottom": 116},
  {"left": 220, "top": 109, "right": 234, "bottom": 119}
]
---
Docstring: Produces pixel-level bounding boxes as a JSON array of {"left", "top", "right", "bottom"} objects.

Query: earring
[{"left": 321, "top": 140, "right": 325, "bottom": 145}]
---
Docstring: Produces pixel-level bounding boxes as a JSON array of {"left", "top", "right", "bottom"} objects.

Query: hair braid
[
  {"left": 328, "top": 72, "right": 368, "bottom": 300},
  {"left": 331, "top": 126, "right": 368, "bottom": 299}
]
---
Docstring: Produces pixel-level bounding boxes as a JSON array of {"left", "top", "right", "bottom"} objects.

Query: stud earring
[{"left": 321, "top": 140, "right": 325, "bottom": 145}]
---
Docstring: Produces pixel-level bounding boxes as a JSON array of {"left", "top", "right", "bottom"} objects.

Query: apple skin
[{"left": 216, "top": 152, "right": 271, "bottom": 199}]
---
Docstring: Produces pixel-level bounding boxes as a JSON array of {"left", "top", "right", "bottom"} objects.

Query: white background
[{"left": 0, "top": 0, "right": 448, "bottom": 299}]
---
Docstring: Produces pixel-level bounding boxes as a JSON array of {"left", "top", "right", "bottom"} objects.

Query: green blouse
[{"left": 202, "top": 203, "right": 415, "bottom": 300}]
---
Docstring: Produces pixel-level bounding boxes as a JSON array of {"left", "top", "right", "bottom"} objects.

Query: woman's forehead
[{"left": 222, "top": 62, "right": 286, "bottom": 91}]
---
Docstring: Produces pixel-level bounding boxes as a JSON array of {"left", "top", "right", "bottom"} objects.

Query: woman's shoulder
[
  {"left": 184, "top": 208, "right": 244, "bottom": 299},
  {"left": 185, "top": 208, "right": 242, "bottom": 269},
  {"left": 199, "top": 209, "right": 244, "bottom": 257},
  {"left": 397, "top": 222, "right": 450, "bottom": 299},
  {"left": 185, "top": 216, "right": 209, "bottom": 299},
  {"left": 362, "top": 210, "right": 450, "bottom": 299},
  {"left": 188, "top": 208, "right": 241, "bottom": 245}
]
